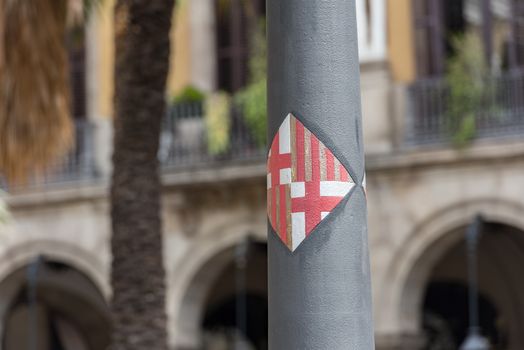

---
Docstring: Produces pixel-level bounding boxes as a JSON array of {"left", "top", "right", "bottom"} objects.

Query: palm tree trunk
[{"left": 110, "top": 1, "right": 175, "bottom": 349}]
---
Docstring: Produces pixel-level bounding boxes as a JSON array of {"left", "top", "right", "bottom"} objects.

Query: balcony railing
[
  {"left": 406, "top": 69, "right": 524, "bottom": 145},
  {"left": 50, "top": 120, "right": 98, "bottom": 184},
  {"left": 1, "top": 120, "right": 98, "bottom": 191},
  {"left": 2, "top": 103, "right": 267, "bottom": 191},
  {"left": 159, "top": 102, "right": 266, "bottom": 169}
]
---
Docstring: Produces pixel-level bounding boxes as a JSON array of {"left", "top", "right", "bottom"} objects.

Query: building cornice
[{"left": 5, "top": 140, "right": 524, "bottom": 208}]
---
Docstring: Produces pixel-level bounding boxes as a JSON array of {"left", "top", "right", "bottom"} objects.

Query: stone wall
[{"left": 3, "top": 139, "right": 523, "bottom": 349}]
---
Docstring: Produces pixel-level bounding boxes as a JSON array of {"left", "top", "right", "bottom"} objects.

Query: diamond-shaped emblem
[{"left": 267, "top": 113, "right": 355, "bottom": 251}]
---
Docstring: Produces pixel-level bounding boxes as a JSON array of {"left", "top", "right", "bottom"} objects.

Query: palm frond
[{"left": 0, "top": 0, "right": 73, "bottom": 182}]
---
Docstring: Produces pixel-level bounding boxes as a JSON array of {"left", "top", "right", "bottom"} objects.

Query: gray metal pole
[{"left": 267, "top": 1, "right": 374, "bottom": 349}]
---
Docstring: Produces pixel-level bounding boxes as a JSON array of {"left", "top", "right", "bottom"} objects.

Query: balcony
[
  {"left": 9, "top": 69, "right": 524, "bottom": 191},
  {"left": 1, "top": 120, "right": 98, "bottom": 191},
  {"left": 160, "top": 102, "right": 266, "bottom": 170},
  {"left": 405, "top": 69, "right": 524, "bottom": 146},
  {"left": 2, "top": 103, "right": 266, "bottom": 191}
]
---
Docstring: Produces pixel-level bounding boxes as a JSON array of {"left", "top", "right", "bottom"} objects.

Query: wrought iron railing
[
  {"left": 49, "top": 120, "right": 98, "bottom": 184},
  {"left": 406, "top": 69, "right": 524, "bottom": 145},
  {"left": 160, "top": 102, "right": 266, "bottom": 169},
  {"left": 2, "top": 103, "right": 267, "bottom": 191},
  {"left": 1, "top": 120, "right": 98, "bottom": 191}
]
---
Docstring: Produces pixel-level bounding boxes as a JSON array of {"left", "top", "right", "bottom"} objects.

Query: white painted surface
[
  {"left": 279, "top": 114, "right": 291, "bottom": 154},
  {"left": 319, "top": 181, "right": 354, "bottom": 197},
  {"left": 291, "top": 212, "right": 306, "bottom": 251},
  {"left": 356, "top": 0, "right": 387, "bottom": 62},
  {"left": 279, "top": 168, "right": 292, "bottom": 185},
  {"left": 291, "top": 182, "right": 305, "bottom": 198}
]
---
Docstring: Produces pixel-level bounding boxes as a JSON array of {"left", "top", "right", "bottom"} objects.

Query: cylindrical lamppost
[
  {"left": 266, "top": 1, "right": 374, "bottom": 349},
  {"left": 27, "top": 256, "right": 43, "bottom": 350},
  {"left": 460, "top": 214, "right": 490, "bottom": 350},
  {"left": 234, "top": 239, "right": 248, "bottom": 350}
]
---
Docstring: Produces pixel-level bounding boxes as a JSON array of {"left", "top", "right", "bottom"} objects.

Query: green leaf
[
  {"left": 235, "top": 79, "right": 266, "bottom": 147},
  {"left": 235, "top": 19, "right": 267, "bottom": 148}
]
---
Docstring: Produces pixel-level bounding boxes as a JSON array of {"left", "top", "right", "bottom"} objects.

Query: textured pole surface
[{"left": 267, "top": 1, "right": 374, "bottom": 349}]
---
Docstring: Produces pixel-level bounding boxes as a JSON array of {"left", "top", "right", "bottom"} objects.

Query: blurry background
[{"left": 1, "top": 0, "right": 524, "bottom": 349}]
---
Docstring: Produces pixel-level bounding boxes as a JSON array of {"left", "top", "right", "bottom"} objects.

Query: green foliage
[
  {"left": 236, "top": 79, "right": 267, "bottom": 147},
  {"left": 173, "top": 85, "right": 206, "bottom": 105},
  {"left": 201, "top": 19, "right": 268, "bottom": 153},
  {"left": 445, "top": 33, "right": 489, "bottom": 147},
  {"left": 235, "top": 21, "right": 267, "bottom": 148},
  {"left": 247, "top": 20, "right": 267, "bottom": 83},
  {"left": 205, "top": 92, "right": 231, "bottom": 155},
  {"left": 0, "top": 194, "right": 9, "bottom": 225}
]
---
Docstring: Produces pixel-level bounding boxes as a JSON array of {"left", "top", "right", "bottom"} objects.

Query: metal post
[
  {"left": 27, "top": 256, "right": 43, "bottom": 350},
  {"left": 460, "top": 215, "right": 490, "bottom": 350},
  {"left": 235, "top": 239, "right": 248, "bottom": 350},
  {"left": 267, "top": 1, "right": 374, "bottom": 349}
]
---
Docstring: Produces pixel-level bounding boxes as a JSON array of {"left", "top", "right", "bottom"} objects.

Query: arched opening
[
  {"left": 423, "top": 281, "right": 500, "bottom": 349},
  {"left": 421, "top": 222, "right": 524, "bottom": 349},
  {"left": 0, "top": 258, "right": 110, "bottom": 350},
  {"left": 175, "top": 237, "right": 268, "bottom": 350},
  {"left": 201, "top": 240, "right": 267, "bottom": 350}
]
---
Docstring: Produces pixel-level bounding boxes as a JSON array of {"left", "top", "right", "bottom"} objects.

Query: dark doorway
[
  {"left": 1, "top": 261, "right": 111, "bottom": 350},
  {"left": 419, "top": 222, "right": 524, "bottom": 349},
  {"left": 423, "top": 281, "right": 502, "bottom": 350},
  {"left": 203, "top": 294, "right": 268, "bottom": 349},
  {"left": 201, "top": 241, "right": 268, "bottom": 350}
]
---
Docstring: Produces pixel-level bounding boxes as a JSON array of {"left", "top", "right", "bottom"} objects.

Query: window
[
  {"left": 506, "top": 1, "right": 524, "bottom": 68},
  {"left": 67, "top": 25, "right": 86, "bottom": 120},
  {"left": 414, "top": 0, "right": 524, "bottom": 78},
  {"left": 215, "top": 0, "right": 265, "bottom": 93}
]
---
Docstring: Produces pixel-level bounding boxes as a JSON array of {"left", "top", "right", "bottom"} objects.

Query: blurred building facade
[{"left": 1, "top": 0, "right": 524, "bottom": 349}]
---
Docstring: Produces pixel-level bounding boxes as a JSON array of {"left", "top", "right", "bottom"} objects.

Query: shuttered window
[
  {"left": 414, "top": 0, "right": 524, "bottom": 78},
  {"left": 414, "top": 0, "right": 445, "bottom": 76},
  {"left": 215, "top": 0, "right": 265, "bottom": 93},
  {"left": 508, "top": 0, "right": 524, "bottom": 68},
  {"left": 67, "top": 25, "right": 86, "bottom": 120}
]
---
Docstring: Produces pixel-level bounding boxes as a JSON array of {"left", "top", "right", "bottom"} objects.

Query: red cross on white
[{"left": 267, "top": 113, "right": 355, "bottom": 251}]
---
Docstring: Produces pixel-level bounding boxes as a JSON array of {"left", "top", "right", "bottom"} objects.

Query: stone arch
[
  {"left": 0, "top": 239, "right": 109, "bottom": 299},
  {"left": 168, "top": 219, "right": 266, "bottom": 349},
  {"left": 0, "top": 239, "right": 111, "bottom": 350},
  {"left": 377, "top": 197, "right": 524, "bottom": 339}
]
